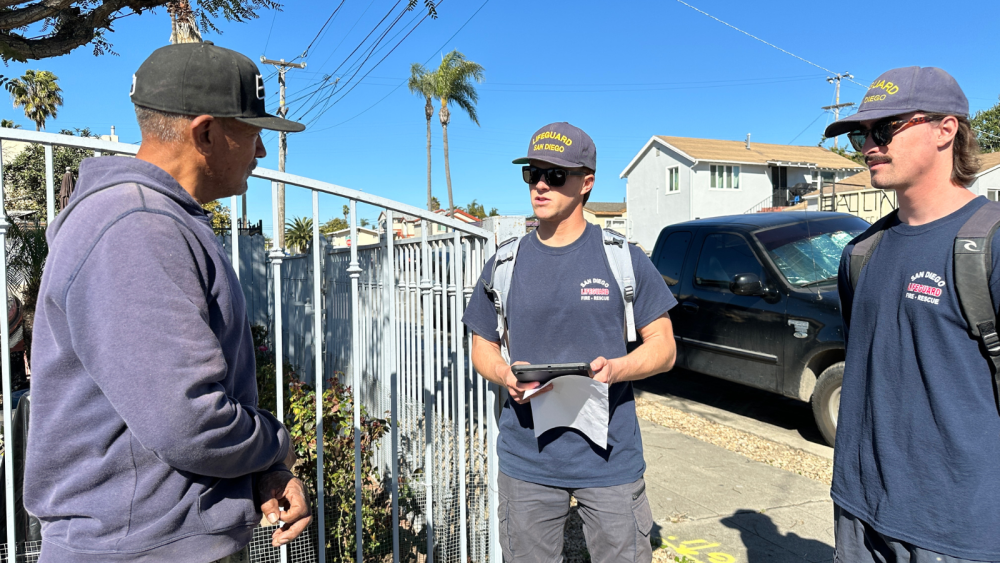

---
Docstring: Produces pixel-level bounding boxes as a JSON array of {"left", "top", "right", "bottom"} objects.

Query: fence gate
[{"left": 0, "top": 129, "right": 502, "bottom": 563}]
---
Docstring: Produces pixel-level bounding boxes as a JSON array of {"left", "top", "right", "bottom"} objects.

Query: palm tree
[
  {"left": 9, "top": 70, "right": 63, "bottom": 131},
  {"left": 408, "top": 63, "right": 437, "bottom": 211},
  {"left": 285, "top": 216, "right": 314, "bottom": 254},
  {"left": 0, "top": 119, "right": 20, "bottom": 129},
  {"left": 433, "top": 50, "right": 484, "bottom": 216},
  {"left": 168, "top": 0, "right": 203, "bottom": 44}
]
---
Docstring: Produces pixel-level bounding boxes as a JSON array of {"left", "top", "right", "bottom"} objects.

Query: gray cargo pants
[{"left": 498, "top": 471, "right": 653, "bottom": 563}]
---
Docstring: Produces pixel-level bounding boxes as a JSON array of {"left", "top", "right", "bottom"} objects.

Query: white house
[
  {"left": 619, "top": 135, "right": 864, "bottom": 250},
  {"left": 972, "top": 152, "right": 1000, "bottom": 202}
]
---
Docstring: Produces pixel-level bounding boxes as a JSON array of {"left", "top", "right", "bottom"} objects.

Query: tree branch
[
  {"left": 0, "top": 0, "right": 76, "bottom": 31},
  {"left": 0, "top": 0, "right": 166, "bottom": 61}
]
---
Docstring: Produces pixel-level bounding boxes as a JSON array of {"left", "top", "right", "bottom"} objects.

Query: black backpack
[{"left": 848, "top": 201, "right": 1000, "bottom": 411}]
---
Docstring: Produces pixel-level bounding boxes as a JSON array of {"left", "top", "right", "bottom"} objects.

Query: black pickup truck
[{"left": 650, "top": 211, "right": 870, "bottom": 446}]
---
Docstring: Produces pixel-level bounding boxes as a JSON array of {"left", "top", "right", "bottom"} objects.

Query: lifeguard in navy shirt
[
  {"left": 826, "top": 67, "right": 1000, "bottom": 562},
  {"left": 462, "top": 122, "right": 677, "bottom": 563}
]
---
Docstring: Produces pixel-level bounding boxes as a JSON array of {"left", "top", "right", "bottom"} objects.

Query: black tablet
[{"left": 511, "top": 362, "right": 594, "bottom": 383}]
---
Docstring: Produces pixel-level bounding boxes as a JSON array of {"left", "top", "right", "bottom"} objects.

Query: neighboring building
[
  {"left": 972, "top": 152, "right": 1000, "bottom": 202},
  {"left": 803, "top": 169, "right": 898, "bottom": 225},
  {"left": 377, "top": 207, "right": 480, "bottom": 239},
  {"left": 619, "top": 135, "right": 864, "bottom": 250},
  {"left": 327, "top": 226, "right": 380, "bottom": 248},
  {"left": 583, "top": 201, "right": 627, "bottom": 231},
  {"left": 803, "top": 152, "right": 1000, "bottom": 225}
]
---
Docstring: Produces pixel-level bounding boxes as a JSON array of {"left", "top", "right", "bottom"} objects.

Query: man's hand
[
  {"left": 499, "top": 361, "right": 552, "bottom": 404},
  {"left": 590, "top": 356, "right": 617, "bottom": 385},
  {"left": 258, "top": 470, "right": 312, "bottom": 547}
]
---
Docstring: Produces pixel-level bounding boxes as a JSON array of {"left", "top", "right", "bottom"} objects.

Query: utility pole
[
  {"left": 261, "top": 57, "right": 306, "bottom": 251},
  {"left": 823, "top": 72, "right": 855, "bottom": 150}
]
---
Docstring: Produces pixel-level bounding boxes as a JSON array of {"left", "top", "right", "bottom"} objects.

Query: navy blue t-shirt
[
  {"left": 462, "top": 223, "right": 676, "bottom": 488},
  {"left": 835, "top": 196, "right": 1000, "bottom": 560}
]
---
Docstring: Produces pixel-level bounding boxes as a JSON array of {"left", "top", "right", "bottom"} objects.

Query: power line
[
  {"left": 262, "top": 8, "right": 278, "bottom": 56},
  {"left": 673, "top": 0, "right": 868, "bottom": 88},
  {"left": 788, "top": 111, "right": 828, "bottom": 145},
  {"left": 305, "top": 0, "right": 490, "bottom": 134},
  {"left": 296, "top": 0, "right": 347, "bottom": 60}
]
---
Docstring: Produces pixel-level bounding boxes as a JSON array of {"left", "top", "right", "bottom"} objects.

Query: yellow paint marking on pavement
[{"left": 662, "top": 536, "right": 737, "bottom": 563}]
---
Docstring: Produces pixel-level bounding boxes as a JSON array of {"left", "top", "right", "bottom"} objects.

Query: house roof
[
  {"left": 620, "top": 135, "right": 865, "bottom": 178},
  {"left": 584, "top": 202, "right": 626, "bottom": 215},
  {"left": 978, "top": 151, "right": 1000, "bottom": 175}
]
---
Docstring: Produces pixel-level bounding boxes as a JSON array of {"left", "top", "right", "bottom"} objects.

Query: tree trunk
[
  {"left": 439, "top": 102, "right": 454, "bottom": 217},
  {"left": 425, "top": 97, "right": 433, "bottom": 212}
]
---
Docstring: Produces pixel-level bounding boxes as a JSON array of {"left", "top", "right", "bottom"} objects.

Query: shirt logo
[
  {"left": 905, "top": 271, "right": 945, "bottom": 306},
  {"left": 580, "top": 278, "right": 610, "bottom": 301}
]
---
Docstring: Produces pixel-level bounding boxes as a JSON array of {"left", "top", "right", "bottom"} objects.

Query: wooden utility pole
[
  {"left": 261, "top": 57, "right": 306, "bottom": 250},
  {"left": 823, "top": 72, "right": 855, "bottom": 150}
]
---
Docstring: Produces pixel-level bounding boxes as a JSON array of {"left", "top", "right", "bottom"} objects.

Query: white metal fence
[{"left": 0, "top": 129, "right": 501, "bottom": 563}]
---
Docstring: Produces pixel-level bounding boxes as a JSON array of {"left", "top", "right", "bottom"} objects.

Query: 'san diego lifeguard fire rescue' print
[
  {"left": 580, "top": 278, "right": 610, "bottom": 301},
  {"left": 905, "top": 270, "right": 945, "bottom": 306}
]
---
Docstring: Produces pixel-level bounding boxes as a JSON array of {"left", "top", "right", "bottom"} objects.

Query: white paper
[{"left": 523, "top": 376, "right": 610, "bottom": 449}]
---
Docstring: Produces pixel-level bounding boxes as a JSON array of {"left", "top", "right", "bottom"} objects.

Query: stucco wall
[
  {"left": 971, "top": 166, "right": 1000, "bottom": 199},
  {"left": 625, "top": 141, "right": 694, "bottom": 250},
  {"left": 689, "top": 162, "right": 773, "bottom": 221}
]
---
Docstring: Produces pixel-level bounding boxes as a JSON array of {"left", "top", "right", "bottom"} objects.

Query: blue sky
[{"left": 4, "top": 0, "right": 999, "bottom": 235}]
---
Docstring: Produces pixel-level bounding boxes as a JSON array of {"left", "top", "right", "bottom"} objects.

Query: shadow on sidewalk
[{"left": 720, "top": 510, "right": 833, "bottom": 563}]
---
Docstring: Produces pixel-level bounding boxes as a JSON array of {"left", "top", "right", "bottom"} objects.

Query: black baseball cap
[
  {"left": 824, "top": 66, "right": 968, "bottom": 138},
  {"left": 512, "top": 122, "right": 596, "bottom": 171},
  {"left": 130, "top": 42, "right": 305, "bottom": 133}
]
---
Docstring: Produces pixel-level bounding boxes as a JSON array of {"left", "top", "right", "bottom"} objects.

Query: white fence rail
[{"left": 0, "top": 129, "right": 501, "bottom": 563}]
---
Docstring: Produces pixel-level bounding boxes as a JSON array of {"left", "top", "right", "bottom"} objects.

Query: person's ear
[
  {"left": 936, "top": 115, "right": 959, "bottom": 149},
  {"left": 582, "top": 173, "right": 595, "bottom": 196},
  {"left": 189, "top": 115, "right": 217, "bottom": 156}
]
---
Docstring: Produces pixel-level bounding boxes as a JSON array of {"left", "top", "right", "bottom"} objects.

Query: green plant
[{"left": 251, "top": 323, "right": 414, "bottom": 561}]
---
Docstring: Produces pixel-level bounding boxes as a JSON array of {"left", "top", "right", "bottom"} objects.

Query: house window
[
  {"left": 710, "top": 165, "right": 740, "bottom": 189},
  {"left": 606, "top": 218, "right": 626, "bottom": 231},
  {"left": 667, "top": 167, "right": 680, "bottom": 193},
  {"left": 989, "top": 189, "right": 1000, "bottom": 202}
]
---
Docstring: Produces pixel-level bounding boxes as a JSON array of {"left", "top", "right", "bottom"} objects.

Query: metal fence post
[
  {"left": 268, "top": 181, "right": 289, "bottom": 563},
  {"left": 349, "top": 200, "right": 364, "bottom": 563},
  {"left": 230, "top": 195, "right": 240, "bottom": 280},
  {"left": 0, "top": 137, "right": 15, "bottom": 561},
  {"left": 44, "top": 144, "right": 54, "bottom": 225},
  {"left": 484, "top": 233, "right": 500, "bottom": 563},
  {"left": 383, "top": 211, "right": 400, "bottom": 563},
  {"left": 312, "top": 190, "right": 328, "bottom": 563},
  {"left": 452, "top": 231, "right": 468, "bottom": 563},
  {"left": 420, "top": 223, "right": 435, "bottom": 563}
]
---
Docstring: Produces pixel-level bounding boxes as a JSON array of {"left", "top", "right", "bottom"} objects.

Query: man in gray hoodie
[{"left": 24, "top": 43, "right": 311, "bottom": 562}]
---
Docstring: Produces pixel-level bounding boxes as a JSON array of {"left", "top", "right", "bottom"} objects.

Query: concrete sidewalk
[{"left": 637, "top": 419, "right": 834, "bottom": 563}]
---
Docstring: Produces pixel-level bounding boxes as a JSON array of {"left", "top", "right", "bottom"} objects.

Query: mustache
[{"left": 866, "top": 155, "right": 891, "bottom": 166}]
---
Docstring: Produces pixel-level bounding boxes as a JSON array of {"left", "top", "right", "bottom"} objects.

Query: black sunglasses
[
  {"left": 847, "top": 116, "right": 934, "bottom": 152},
  {"left": 522, "top": 165, "right": 586, "bottom": 187}
]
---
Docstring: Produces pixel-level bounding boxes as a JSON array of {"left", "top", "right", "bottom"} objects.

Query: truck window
[
  {"left": 695, "top": 233, "right": 763, "bottom": 289},
  {"left": 655, "top": 231, "right": 691, "bottom": 286}
]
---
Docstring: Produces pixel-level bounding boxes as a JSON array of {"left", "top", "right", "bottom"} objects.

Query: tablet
[{"left": 511, "top": 362, "right": 594, "bottom": 383}]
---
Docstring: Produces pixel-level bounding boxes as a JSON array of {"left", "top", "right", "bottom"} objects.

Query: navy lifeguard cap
[
  {"left": 824, "top": 66, "right": 968, "bottom": 138},
  {"left": 513, "top": 122, "right": 597, "bottom": 171}
]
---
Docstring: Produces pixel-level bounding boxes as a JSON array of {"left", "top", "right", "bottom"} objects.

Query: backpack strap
[
  {"left": 482, "top": 236, "right": 522, "bottom": 363},
  {"left": 602, "top": 228, "right": 637, "bottom": 343},
  {"left": 954, "top": 201, "right": 1000, "bottom": 412},
  {"left": 849, "top": 210, "right": 899, "bottom": 292}
]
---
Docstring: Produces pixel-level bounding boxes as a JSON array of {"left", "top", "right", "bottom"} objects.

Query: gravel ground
[{"left": 634, "top": 397, "right": 833, "bottom": 485}]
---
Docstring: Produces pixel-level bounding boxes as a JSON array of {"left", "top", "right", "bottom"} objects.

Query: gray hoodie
[{"left": 24, "top": 156, "right": 289, "bottom": 562}]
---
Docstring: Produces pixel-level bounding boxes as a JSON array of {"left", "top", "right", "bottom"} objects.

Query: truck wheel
[{"left": 811, "top": 362, "right": 844, "bottom": 447}]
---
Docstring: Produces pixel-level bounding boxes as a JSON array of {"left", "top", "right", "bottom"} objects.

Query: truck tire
[{"left": 811, "top": 362, "right": 844, "bottom": 447}]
